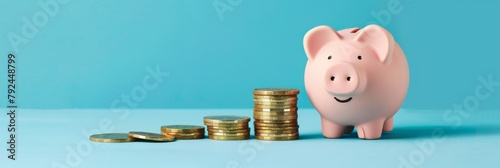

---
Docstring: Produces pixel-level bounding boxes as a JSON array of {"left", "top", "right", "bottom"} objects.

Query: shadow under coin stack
[
  {"left": 204, "top": 115, "right": 251, "bottom": 140},
  {"left": 253, "top": 88, "right": 300, "bottom": 140},
  {"left": 161, "top": 125, "right": 205, "bottom": 140}
]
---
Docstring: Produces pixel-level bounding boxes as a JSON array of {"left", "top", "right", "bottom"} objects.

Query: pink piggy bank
[{"left": 303, "top": 24, "right": 409, "bottom": 139}]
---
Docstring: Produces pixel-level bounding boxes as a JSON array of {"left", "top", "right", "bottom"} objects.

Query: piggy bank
[{"left": 303, "top": 24, "right": 409, "bottom": 139}]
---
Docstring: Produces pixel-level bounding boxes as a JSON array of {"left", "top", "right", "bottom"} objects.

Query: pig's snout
[{"left": 324, "top": 62, "right": 360, "bottom": 95}]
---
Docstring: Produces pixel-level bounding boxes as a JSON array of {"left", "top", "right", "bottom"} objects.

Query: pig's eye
[
  {"left": 328, "top": 55, "right": 332, "bottom": 60},
  {"left": 357, "top": 55, "right": 362, "bottom": 60}
]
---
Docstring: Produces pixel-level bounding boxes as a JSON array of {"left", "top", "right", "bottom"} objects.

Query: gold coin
[
  {"left": 253, "top": 111, "right": 297, "bottom": 116},
  {"left": 203, "top": 115, "right": 250, "bottom": 124},
  {"left": 255, "top": 129, "right": 298, "bottom": 134},
  {"left": 161, "top": 125, "right": 205, "bottom": 133},
  {"left": 253, "top": 96, "right": 297, "bottom": 101},
  {"left": 208, "top": 132, "right": 250, "bottom": 136},
  {"left": 207, "top": 128, "right": 250, "bottom": 133},
  {"left": 254, "top": 101, "right": 297, "bottom": 106},
  {"left": 255, "top": 132, "right": 299, "bottom": 137},
  {"left": 208, "top": 135, "right": 250, "bottom": 140},
  {"left": 89, "top": 133, "right": 134, "bottom": 143},
  {"left": 253, "top": 98, "right": 298, "bottom": 105},
  {"left": 253, "top": 115, "right": 298, "bottom": 120},
  {"left": 254, "top": 119, "right": 297, "bottom": 123},
  {"left": 129, "top": 132, "right": 176, "bottom": 142},
  {"left": 206, "top": 125, "right": 249, "bottom": 130},
  {"left": 254, "top": 105, "right": 297, "bottom": 109},
  {"left": 255, "top": 125, "right": 299, "bottom": 130},
  {"left": 175, "top": 135, "right": 205, "bottom": 140},
  {"left": 161, "top": 129, "right": 205, "bottom": 134},
  {"left": 254, "top": 107, "right": 298, "bottom": 112},
  {"left": 253, "top": 98, "right": 298, "bottom": 103},
  {"left": 254, "top": 122, "right": 298, "bottom": 127},
  {"left": 253, "top": 88, "right": 300, "bottom": 96},
  {"left": 253, "top": 104, "right": 298, "bottom": 109},
  {"left": 253, "top": 95, "right": 297, "bottom": 98},
  {"left": 255, "top": 135, "right": 299, "bottom": 141},
  {"left": 253, "top": 102, "right": 297, "bottom": 106},
  {"left": 174, "top": 136, "right": 205, "bottom": 140},
  {"left": 162, "top": 132, "right": 205, "bottom": 139},
  {"left": 204, "top": 121, "right": 249, "bottom": 126},
  {"left": 162, "top": 132, "right": 204, "bottom": 136}
]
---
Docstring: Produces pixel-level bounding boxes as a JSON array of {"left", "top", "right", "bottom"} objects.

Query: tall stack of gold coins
[
  {"left": 161, "top": 125, "right": 205, "bottom": 140},
  {"left": 204, "top": 115, "right": 250, "bottom": 140},
  {"left": 253, "top": 88, "right": 300, "bottom": 140}
]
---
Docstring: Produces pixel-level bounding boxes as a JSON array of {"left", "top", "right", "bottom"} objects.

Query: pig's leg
[
  {"left": 344, "top": 126, "right": 354, "bottom": 134},
  {"left": 321, "top": 118, "right": 344, "bottom": 138},
  {"left": 355, "top": 118, "right": 385, "bottom": 140},
  {"left": 383, "top": 117, "right": 394, "bottom": 132}
]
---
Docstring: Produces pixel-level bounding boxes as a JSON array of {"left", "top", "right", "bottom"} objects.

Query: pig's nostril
[
  {"left": 330, "top": 76, "right": 335, "bottom": 81},
  {"left": 347, "top": 77, "right": 351, "bottom": 81}
]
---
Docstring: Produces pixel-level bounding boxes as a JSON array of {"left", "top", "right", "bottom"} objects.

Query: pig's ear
[
  {"left": 355, "top": 24, "right": 394, "bottom": 64},
  {"left": 303, "top": 25, "right": 341, "bottom": 60}
]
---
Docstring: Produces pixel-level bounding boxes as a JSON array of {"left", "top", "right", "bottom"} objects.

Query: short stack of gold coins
[
  {"left": 161, "top": 125, "right": 205, "bottom": 140},
  {"left": 204, "top": 115, "right": 251, "bottom": 140},
  {"left": 253, "top": 88, "right": 300, "bottom": 140}
]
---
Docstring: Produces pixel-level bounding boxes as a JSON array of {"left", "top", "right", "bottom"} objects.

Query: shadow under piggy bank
[{"left": 299, "top": 124, "right": 500, "bottom": 140}]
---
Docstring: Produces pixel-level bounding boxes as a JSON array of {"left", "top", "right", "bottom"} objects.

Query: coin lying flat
[
  {"left": 166, "top": 134, "right": 205, "bottom": 140},
  {"left": 208, "top": 132, "right": 250, "bottom": 136},
  {"left": 254, "top": 96, "right": 297, "bottom": 100},
  {"left": 204, "top": 122, "right": 249, "bottom": 127},
  {"left": 128, "top": 132, "right": 176, "bottom": 142},
  {"left": 253, "top": 88, "right": 300, "bottom": 96},
  {"left": 253, "top": 111, "right": 297, "bottom": 116},
  {"left": 161, "top": 132, "right": 204, "bottom": 136},
  {"left": 255, "top": 135, "right": 299, "bottom": 141},
  {"left": 204, "top": 115, "right": 251, "bottom": 124},
  {"left": 207, "top": 128, "right": 250, "bottom": 133},
  {"left": 162, "top": 133, "right": 205, "bottom": 140},
  {"left": 253, "top": 98, "right": 298, "bottom": 103},
  {"left": 253, "top": 104, "right": 298, "bottom": 109},
  {"left": 253, "top": 115, "right": 298, "bottom": 120},
  {"left": 254, "top": 122, "right": 298, "bottom": 127},
  {"left": 208, "top": 135, "right": 250, "bottom": 140},
  {"left": 254, "top": 119, "right": 297, "bottom": 124},
  {"left": 256, "top": 132, "right": 299, "bottom": 137},
  {"left": 254, "top": 101, "right": 297, "bottom": 106},
  {"left": 90, "top": 133, "right": 134, "bottom": 143},
  {"left": 253, "top": 95, "right": 297, "bottom": 99},
  {"left": 255, "top": 125, "right": 299, "bottom": 130},
  {"left": 161, "top": 125, "right": 205, "bottom": 133},
  {"left": 255, "top": 129, "right": 298, "bottom": 134},
  {"left": 206, "top": 125, "right": 249, "bottom": 130},
  {"left": 254, "top": 107, "right": 298, "bottom": 112}
]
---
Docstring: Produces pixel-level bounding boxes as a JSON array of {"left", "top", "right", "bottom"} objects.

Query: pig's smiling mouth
[{"left": 334, "top": 97, "right": 352, "bottom": 103}]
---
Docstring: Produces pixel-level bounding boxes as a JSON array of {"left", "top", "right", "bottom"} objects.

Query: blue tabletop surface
[{"left": 1, "top": 109, "right": 499, "bottom": 168}]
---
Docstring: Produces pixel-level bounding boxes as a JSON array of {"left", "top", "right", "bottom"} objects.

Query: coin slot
[{"left": 350, "top": 28, "right": 360, "bottom": 33}]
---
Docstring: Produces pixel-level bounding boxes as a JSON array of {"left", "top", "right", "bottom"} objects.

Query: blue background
[
  {"left": 1, "top": 1, "right": 500, "bottom": 168},
  {"left": 0, "top": 0, "right": 499, "bottom": 110}
]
